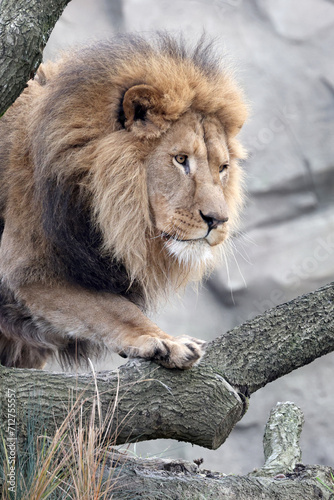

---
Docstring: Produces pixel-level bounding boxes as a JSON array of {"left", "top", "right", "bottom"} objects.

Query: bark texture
[
  {"left": 205, "top": 281, "right": 334, "bottom": 393},
  {"left": 260, "top": 402, "right": 304, "bottom": 475},
  {"left": 109, "top": 463, "right": 334, "bottom": 500},
  {"left": 103, "top": 403, "right": 334, "bottom": 499},
  {"left": 0, "top": 358, "right": 245, "bottom": 451},
  {"left": 0, "top": 282, "right": 333, "bottom": 452},
  {"left": 0, "top": 0, "right": 71, "bottom": 116}
]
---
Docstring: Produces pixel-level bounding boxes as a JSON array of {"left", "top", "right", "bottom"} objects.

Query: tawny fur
[{"left": 0, "top": 34, "right": 247, "bottom": 369}]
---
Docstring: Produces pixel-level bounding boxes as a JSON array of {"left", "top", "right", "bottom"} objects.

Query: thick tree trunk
[
  {"left": 0, "top": 0, "right": 71, "bottom": 116},
  {"left": 0, "top": 282, "right": 333, "bottom": 453}
]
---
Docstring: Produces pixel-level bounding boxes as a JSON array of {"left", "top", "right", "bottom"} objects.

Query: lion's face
[{"left": 146, "top": 111, "right": 238, "bottom": 266}]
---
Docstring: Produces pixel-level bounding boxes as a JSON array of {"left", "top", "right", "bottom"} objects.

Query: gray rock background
[{"left": 44, "top": 0, "right": 334, "bottom": 475}]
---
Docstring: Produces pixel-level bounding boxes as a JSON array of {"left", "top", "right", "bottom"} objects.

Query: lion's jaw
[
  {"left": 163, "top": 237, "right": 216, "bottom": 269},
  {"left": 147, "top": 111, "right": 237, "bottom": 270}
]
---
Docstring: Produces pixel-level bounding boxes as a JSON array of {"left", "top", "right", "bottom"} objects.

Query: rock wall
[{"left": 45, "top": 0, "right": 334, "bottom": 475}]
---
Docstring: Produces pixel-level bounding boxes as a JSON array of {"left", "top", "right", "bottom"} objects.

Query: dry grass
[{"left": 1, "top": 367, "right": 126, "bottom": 499}]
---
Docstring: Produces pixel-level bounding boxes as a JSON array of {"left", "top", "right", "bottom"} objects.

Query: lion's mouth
[
  {"left": 161, "top": 227, "right": 228, "bottom": 248},
  {"left": 161, "top": 232, "right": 206, "bottom": 243}
]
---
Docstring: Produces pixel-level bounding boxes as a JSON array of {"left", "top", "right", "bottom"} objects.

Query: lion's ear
[{"left": 121, "top": 84, "right": 168, "bottom": 139}]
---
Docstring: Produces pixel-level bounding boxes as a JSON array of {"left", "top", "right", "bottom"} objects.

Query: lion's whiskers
[
  {"left": 228, "top": 243, "right": 247, "bottom": 289},
  {"left": 235, "top": 229, "right": 257, "bottom": 247},
  {"left": 229, "top": 239, "right": 252, "bottom": 266},
  {"left": 222, "top": 247, "right": 235, "bottom": 305}
]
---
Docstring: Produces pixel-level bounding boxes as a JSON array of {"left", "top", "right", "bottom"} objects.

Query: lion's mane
[{"left": 0, "top": 34, "right": 247, "bottom": 314}]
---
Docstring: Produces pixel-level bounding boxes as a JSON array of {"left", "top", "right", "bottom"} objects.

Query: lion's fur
[{"left": 0, "top": 34, "right": 247, "bottom": 368}]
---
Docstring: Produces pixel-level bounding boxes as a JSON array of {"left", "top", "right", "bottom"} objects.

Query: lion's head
[
  {"left": 29, "top": 34, "right": 247, "bottom": 307},
  {"left": 146, "top": 109, "right": 243, "bottom": 268}
]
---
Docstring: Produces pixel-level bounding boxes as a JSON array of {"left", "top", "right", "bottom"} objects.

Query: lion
[{"left": 0, "top": 34, "right": 247, "bottom": 370}]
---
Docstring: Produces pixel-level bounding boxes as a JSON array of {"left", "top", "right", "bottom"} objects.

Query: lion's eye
[
  {"left": 174, "top": 154, "right": 188, "bottom": 165},
  {"left": 219, "top": 163, "right": 229, "bottom": 173}
]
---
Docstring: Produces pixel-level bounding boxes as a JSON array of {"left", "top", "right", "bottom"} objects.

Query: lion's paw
[
  {"left": 121, "top": 334, "right": 206, "bottom": 369},
  {"left": 158, "top": 335, "right": 206, "bottom": 369}
]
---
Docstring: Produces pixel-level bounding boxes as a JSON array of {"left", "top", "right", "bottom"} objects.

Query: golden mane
[{"left": 29, "top": 34, "right": 247, "bottom": 308}]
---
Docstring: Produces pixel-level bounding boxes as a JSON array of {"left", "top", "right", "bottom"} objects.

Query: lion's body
[{"left": 0, "top": 34, "right": 247, "bottom": 369}]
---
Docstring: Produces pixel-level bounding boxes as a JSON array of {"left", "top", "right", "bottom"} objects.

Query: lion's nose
[{"left": 200, "top": 211, "right": 229, "bottom": 230}]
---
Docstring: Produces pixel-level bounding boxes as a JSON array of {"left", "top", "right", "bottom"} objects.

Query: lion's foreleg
[{"left": 18, "top": 283, "right": 205, "bottom": 369}]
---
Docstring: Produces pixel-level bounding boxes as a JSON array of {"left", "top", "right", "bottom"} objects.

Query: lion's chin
[{"left": 164, "top": 238, "right": 215, "bottom": 269}]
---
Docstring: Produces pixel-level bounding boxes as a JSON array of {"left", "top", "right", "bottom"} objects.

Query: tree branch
[
  {"left": 0, "top": 282, "right": 333, "bottom": 452},
  {"left": 0, "top": 0, "right": 71, "bottom": 116},
  {"left": 205, "top": 281, "right": 334, "bottom": 394}
]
